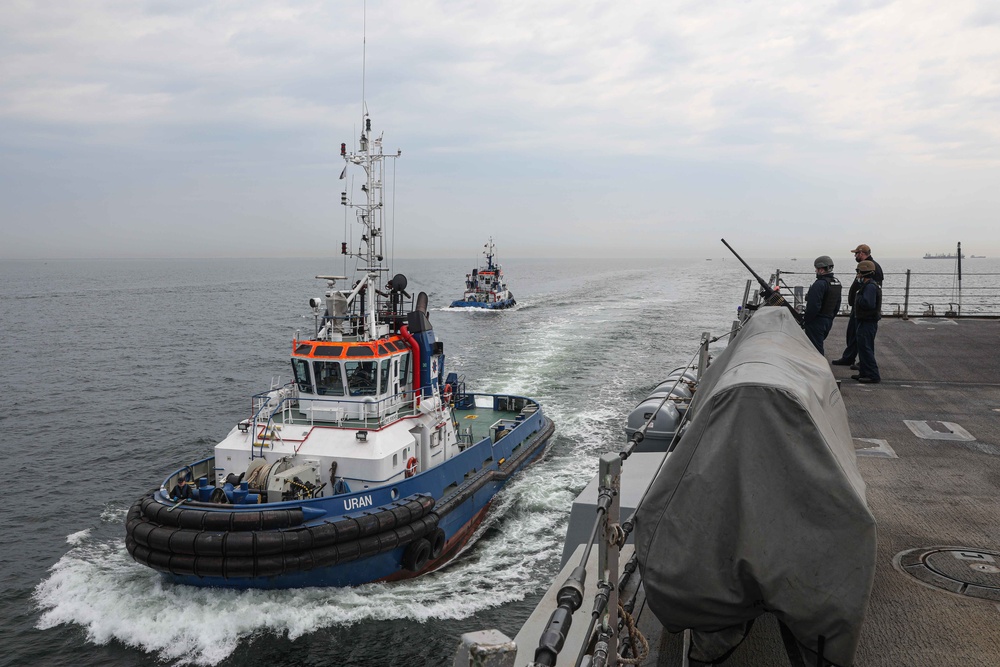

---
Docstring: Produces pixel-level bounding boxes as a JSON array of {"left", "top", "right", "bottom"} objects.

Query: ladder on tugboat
[{"left": 251, "top": 377, "right": 292, "bottom": 457}]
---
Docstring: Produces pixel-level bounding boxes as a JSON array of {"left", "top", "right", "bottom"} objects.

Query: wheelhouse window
[
  {"left": 314, "top": 361, "right": 345, "bottom": 396},
  {"left": 345, "top": 361, "right": 378, "bottom": 396},
  {"left": 291, "top": 358, "right": 312, "bottom": 393},
  {"left": 379, "top": 358, "right": 392, "bottom": 395},
  {"left": 398, "top": 352, "right": 410, "bottom": 386}
]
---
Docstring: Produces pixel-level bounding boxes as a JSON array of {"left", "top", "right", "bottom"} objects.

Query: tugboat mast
[
  {"left": 484, "top": 236, "right": 496, "bottom": 272},
  {"left": 336, "top": 112, "right": 401, "bottom": 342}
]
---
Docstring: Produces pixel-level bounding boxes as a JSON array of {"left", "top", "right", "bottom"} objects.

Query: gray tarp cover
[{"left": 635, "top": 307, "right": 876, "bottom": 666}]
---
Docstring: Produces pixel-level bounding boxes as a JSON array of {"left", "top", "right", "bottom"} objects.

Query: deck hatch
[{"left": 895, "top": 547, "right": 1000, "bottom": 602}]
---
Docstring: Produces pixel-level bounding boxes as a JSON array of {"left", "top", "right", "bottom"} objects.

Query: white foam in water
[
  {"left": 66, "top": 529, "right": 91, "bottom": 545},
  {"left": 35, "top": 479, "right": 570, "bottom": 667},
  {"left": 434, "top": 302, "right": 524, "bottom": 313},
  {"left": 101, "top": 505, "right": 129, "bottom": 524},
  {"left": 31, "top": 263, "right": 725, "bottom": 665},
  {"left": 33, "top": 324, "right": 616, "bottom": 665}
]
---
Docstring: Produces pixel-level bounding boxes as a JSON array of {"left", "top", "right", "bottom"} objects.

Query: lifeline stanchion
[{"left": 531, "top": 454, "right": 620, "bottom": 666}]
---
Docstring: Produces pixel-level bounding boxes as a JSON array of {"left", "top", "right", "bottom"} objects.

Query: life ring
[
  {"left": 405, "top": 457, "right": 418, "bottom": 478},
  {"left": 443, "top": 383, "right": 452, "bottom": 404}
]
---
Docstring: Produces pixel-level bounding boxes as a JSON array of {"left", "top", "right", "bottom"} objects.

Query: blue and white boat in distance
[
  {"left": 125, "top": 111, "right": 554, "bottom": 589},
  {"left": 450, "top": 238, "right": 517, "bottom": 309}
]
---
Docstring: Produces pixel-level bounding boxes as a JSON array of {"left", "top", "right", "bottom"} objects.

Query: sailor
[
  {"left": 832, "top": 244, "right": 884, "bottom": 367},
  {"left": 171, "top": 474, "right": 195, "bottom": 501},
  {"left": 803, "top": 256, "right": 842, "bottom": 354},
  {"left": 852, "top": 260, "right": 882, "bottom": 383}
]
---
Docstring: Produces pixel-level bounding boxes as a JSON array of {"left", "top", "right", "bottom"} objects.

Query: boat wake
[
  {"left": 30, "top": 261, "right": 739, "bottom": 665},
  {"left": 35, "top": 500, "right": 560, "bottom": 666},
  {"left": 434, "top": 302, "right": 526, "bottom": 313}
]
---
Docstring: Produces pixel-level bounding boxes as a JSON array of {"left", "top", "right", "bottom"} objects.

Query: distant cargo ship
[{"left": 923, "top": 252, "right": 965, "bottom": 259}]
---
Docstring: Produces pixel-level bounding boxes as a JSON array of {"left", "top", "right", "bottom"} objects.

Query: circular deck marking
[{"left": 895, "top": 547, "right": 1000, "bottom": 602}]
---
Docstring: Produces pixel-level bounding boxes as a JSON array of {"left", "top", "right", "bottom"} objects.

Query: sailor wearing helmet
[{"left": 803, "top": 255, "right": 842, "bottom": 354}]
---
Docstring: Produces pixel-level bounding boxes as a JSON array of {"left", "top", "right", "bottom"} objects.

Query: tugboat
[
  {"left": 450, "top": 238, "right": 517, "bottom": 309},
  {"left": 124, "top": 111, "right": 554, "bottom": 589}
]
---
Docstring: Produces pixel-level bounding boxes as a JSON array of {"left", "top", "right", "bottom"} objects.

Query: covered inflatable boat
[{"left": 635, "top": 307, "right": 876, "bottom": 666}]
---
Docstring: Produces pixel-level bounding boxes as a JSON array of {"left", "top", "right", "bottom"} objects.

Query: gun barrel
[
  {"left": 721, "top": 238, "right": 803, "bottom": 325},
  {"left": 721, "top": 238, "right": 770, "bottom": 291}
]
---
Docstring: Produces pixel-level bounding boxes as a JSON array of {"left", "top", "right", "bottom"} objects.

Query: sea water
[{"left": 1, "top": 255, "right": 995, "bottom": 666}]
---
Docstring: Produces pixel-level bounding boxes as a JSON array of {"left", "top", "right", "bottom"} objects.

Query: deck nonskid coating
[
  {"left": 648, "top": 317, "right": 1000, "bottom": 666},
  {"left": 452, "top": 405, "right": 522, "bottom": 442}
]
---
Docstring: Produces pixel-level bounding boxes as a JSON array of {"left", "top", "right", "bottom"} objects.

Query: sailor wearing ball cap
[
  {"left": 852, "top": 260, "right": 882, "bottom": 383},
  {"left": 831, "top": 244, "right": 884, "bottom": 366}
]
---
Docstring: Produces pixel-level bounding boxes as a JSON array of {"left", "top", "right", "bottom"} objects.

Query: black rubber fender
[
  {"left": 224, "top": 557, "right": 255, "bottom": 579},
  {"left": 193, "top": 531, "right": 226, "bottom": 556},
  {"left": 429, "top": 528, "right": 446, "bottom": 560},
  {"left": 224, "top": 531, "right": 255, "bottom": 556},
  {"left": 127, "top": 508, "right": 440, "bottom": 578},
  {"left": 402, "top": 538, "right": 431, "bottom": 572},
  {"left": 356, "top": 533, "right": 381, "bottom": 560},
  {"left": 139, "top": 492, "right": 304, "bottom": 531},
  {"left": 127, "top": 494, "right": 438, "bottom": 558}
]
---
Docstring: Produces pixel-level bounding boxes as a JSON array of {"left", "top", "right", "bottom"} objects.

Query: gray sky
[{"left": 2, "top": 0, "right": 999, "bottom": 260}]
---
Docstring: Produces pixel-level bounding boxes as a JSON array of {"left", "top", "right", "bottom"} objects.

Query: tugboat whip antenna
[{"left": 361, "top": 2, "right": 368, "bottom": 118}]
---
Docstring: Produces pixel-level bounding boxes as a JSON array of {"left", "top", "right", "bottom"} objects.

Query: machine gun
[{"left": 721, "top": 238, "right": 804, "bottom": 326}]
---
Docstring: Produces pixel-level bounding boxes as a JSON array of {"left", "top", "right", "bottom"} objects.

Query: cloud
[{"left": 1, "top": 1, "right": 999, "bottom": 259}]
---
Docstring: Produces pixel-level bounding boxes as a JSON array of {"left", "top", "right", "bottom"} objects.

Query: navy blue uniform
[
  {"left": 837, "top": 257, "right": 883, "bottom": 363},
  {"left": 855, "top": 279, "right": 882, "bottom": 381},
  {"left": 803, "top": 273, "right": 842, "bottom": 354}
]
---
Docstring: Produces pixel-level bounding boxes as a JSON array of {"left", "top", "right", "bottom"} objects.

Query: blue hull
[
  {"left": 126, "top": 401, "right": 553, "bottom": 589},
  {"left": 449, "top": 298, "right": 516, "bottom": 309}
]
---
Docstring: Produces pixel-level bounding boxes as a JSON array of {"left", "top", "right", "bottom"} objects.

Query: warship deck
[
  {"left": 648, "top": 316, "right": 1000, "bottom": 666},
  {"left": 515, "top": 316, "right": 1000, "bottom": 666}
]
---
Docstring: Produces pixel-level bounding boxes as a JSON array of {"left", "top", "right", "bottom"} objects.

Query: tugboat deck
[
  {"left": 453, "top": 405, "right": 523, "bottom": 442},
  {"left": 650, "top": 316, "right": 1000, "bottom": 666},
  {"left": 516, "top": 317, "right": 1000, "bottom": 666}
]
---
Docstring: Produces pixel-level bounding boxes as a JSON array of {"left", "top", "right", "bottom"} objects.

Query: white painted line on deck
[{"left": 854, "top": 438, "right": 898, "bottom": 458}]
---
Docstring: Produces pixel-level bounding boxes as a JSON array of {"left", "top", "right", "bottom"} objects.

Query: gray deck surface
[
  {"left": 646, "top": 316, "right": 1000, "bottom": 666},
  {"left": 512, "top": 317, "right": 1000, "bottom": 667}
]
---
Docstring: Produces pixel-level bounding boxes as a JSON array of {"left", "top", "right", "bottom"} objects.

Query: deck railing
[
  {"left": 774, "top": 269, "right": 1000, "bottom": 318},
  {"left": 245, "top": 385, "right": 426, "bottom": 457}
]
